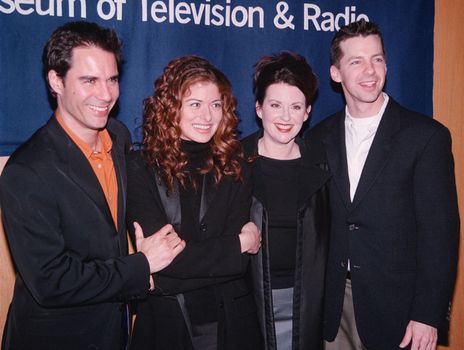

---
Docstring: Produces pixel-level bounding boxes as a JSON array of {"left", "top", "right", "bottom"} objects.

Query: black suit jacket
[
  {"left": 307, "top": 98, "right": 459, "bottom": 349},
  {"left": 0, "top": 117, "right": 150, "bottom": 350}
]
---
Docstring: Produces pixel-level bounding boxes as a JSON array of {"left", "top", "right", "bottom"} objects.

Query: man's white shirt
[{"left": 345, "top": 93, "right": 389, "bottom": 201}]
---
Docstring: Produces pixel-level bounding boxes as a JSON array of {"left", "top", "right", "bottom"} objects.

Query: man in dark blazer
[
  {"left": 0, "top": 22, "right": 185, "bottom": 350},
  {"left": 307, "top": 19, "right": 459, "bottom": 350}
]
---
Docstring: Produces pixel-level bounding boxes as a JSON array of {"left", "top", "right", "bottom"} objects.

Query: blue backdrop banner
[{"left": 0, "top": 0, "right": 434, "bottom": 156}]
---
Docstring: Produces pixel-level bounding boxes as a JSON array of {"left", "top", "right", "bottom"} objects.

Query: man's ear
[
  {"left": 48, "top": 70, "right": 64, "bottom": 96},
  {"left": 330, "top": 65, "right": 341, "bottom": 83},
  {"left": 255, "top": 101, "right": 263, "bottom": 120}
]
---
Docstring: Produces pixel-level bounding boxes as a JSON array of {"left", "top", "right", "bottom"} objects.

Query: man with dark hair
[
  {"left": 307, "top": 19, "right": 459, "bottom": 350},
  {"left": 0, "top": 21, "right": 185, "bottom": 349}
]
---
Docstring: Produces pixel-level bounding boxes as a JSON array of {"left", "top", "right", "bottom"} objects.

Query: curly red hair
[{"left": 142, "top": 55, "right": 244, "bottom": 193}]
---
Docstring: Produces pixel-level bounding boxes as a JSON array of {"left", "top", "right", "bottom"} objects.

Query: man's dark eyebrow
[{"left": 78, "top": 75, "right": 97, "bottom": 81}]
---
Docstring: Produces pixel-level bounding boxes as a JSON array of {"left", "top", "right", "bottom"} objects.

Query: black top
[
  {"left": 179, "top": 140, "right": 208, "bottom": 243},
  {"left": 255, "top": 155, "right": 301, "bottom": 289},
  {"left": 179, "top": 140, "right": 219, "bottom": 323}
]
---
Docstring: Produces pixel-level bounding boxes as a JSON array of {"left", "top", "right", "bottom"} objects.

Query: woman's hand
[{"left": 239, "top": 221, "right": 261, "bottom": 254}]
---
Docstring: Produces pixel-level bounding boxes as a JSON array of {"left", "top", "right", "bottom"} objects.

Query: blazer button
[
  {"left": 348, "top": 224, "right": 359, "bottom": 231},
  {"left": 200, "top": 223, "right": 207, "bottom": 232}
]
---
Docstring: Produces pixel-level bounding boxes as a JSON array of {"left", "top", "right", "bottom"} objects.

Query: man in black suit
[
  {"left": 0, "top": 21, "right": 185, "bottom": 349},
  {"left": 307, "top": 20, "right": 459, "bottom": 350}
]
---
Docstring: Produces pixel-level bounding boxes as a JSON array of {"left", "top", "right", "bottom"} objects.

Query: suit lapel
[
  {"left": 107, "top": 125, "right": 130, "bottom": 260},
  {"left": 323, "top": 113, "right": 352, "bottom": 211},
  {"left": 199, "top": 173, "right": 218, "bottom": 222},
  {"left": 48, "top": 118, "right": 115, "bottom": 228},
  {"left": 151, "top": 167, "right": 218, "bottom": 230},
  {"left": 67, "top": 148, "right": 113, "bottom": 225},
  {"left": 351, "top": 100, "right": 401, "bottom": 208},
  {"left": 297, "top": 138, "right": 331, "bottom": 208},
  {"left": 153, "top": 170, "right": 182, "bottom": 233}
]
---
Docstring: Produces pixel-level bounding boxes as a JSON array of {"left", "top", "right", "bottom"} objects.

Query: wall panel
[
  {"left": 0, "top": 156, "right": 14, "bottom": 335},
  {"left": 435, "top": 1, "right": 464, "bottom": 349}
]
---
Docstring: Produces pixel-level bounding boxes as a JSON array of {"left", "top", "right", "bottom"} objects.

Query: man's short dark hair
[
  {"left": 330, "top": 19, "right": 385, "bottom": 67},
  {"left": 42, "top": 21, "right": 122, "bottom": 96}
]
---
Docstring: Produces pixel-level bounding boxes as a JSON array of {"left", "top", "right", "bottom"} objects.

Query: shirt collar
[
  {"left": 345, "top": 93, "right": 389, "bottom": 131},
  {"left": 55, "top": 112, "right": 113, "bottom": 159}
]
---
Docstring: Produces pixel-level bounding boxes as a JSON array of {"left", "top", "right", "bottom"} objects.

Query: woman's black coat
[
  {"left": 126, "top": 151, "right": 262, "bottom": 350},
  {"left": 242, "top": 132, "right": 330, "bottom": 350}
]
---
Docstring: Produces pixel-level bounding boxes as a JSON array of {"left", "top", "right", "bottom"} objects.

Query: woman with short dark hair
[{"left": 243, "top": 51, "right": 330, "bottom": 350}]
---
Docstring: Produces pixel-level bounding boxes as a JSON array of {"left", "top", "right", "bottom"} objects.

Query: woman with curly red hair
[{"left": 127, "top": 55, "right": 263, "bottom": 350}]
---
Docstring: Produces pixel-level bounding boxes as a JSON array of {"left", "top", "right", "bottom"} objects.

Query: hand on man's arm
[{"left": 133, "top": 222, "right": 186, "bottom": 274}]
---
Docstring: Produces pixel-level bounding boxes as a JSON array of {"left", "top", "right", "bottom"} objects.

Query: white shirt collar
[{"left": 345, "top": 93, "right": 389, "bottom": 131}]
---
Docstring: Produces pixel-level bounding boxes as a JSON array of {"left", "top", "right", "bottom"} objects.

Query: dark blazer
[
  {"left": 0, "top": 117, "right": 151, "bottom": 350},
  {"left": 307, "top": 98, "right": 460, "bottom": 349},
  {"left": 242, "top": 132, "right": 331, "bottom": 350},
  {"left": 126, "top": 152, "right": 262, "bottom": 350}
]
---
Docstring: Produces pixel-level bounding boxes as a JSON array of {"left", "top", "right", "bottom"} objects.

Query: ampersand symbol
[{"left": 274, "top": 1, "right": 295, "bottom": 30}]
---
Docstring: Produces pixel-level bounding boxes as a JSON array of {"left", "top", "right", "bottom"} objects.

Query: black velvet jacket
[
  {"left": 126, "top": 151, "right": 263, "bottom": 350},
  {"left": 242, "top": 131, "right": 331, "bottom": 350}
]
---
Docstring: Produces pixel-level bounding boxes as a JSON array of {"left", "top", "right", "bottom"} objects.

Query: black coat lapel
[
  {"left": 296, "top": 138, "right": 331, "bottom": 208},
  {"left": 151, "top": 167, "right": 218, "bottom": 229},
  {"left": 47, "top": 118, "right": 115, "bottom": 228},
  {"left": 199, "top": 173, "right": 218, "bottom": 222},
  {"left": 108, "top": 126, "right": 126, "bottom": 233},
  {"left": 154, "top": 172, "right": 182, "bottom": 233},
  {"left": 323, "top": 113, "right": 352, "bottom": 211},
  {"left": 351, "top": 100, "right": 401, "bottom": 208}
]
